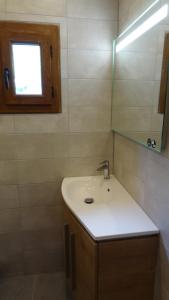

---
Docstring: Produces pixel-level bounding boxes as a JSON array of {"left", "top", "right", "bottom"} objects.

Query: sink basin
[
  {"left": 62, "top": 175, "right": 159, "bottom": 241},
  {"left": 62, "top": 176, "right": 114, "bottom": 206}
]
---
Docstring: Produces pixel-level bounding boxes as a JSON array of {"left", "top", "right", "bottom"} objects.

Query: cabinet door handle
[
  {"left": 64, "top": 224, "right": 70, "bottom": 278},
  {"left": 70, "top": 233, "right": 76, "bottom": 291}
]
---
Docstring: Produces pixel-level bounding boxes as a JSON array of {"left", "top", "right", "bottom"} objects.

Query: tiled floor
[{"left": 0, "top": 272, "right": 67, "bottom": 300}]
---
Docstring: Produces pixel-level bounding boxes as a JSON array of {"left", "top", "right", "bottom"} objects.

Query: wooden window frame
[{"left": 0, "top": 21, "right": 61, "bottom": 113}]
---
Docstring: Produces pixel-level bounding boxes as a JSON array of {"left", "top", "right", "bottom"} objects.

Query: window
[
  {"left": 12, "top": 43, "right": 43, "bottom": 96},
  {"left": 0, "top": 22, "right": 61, "bottom": 113}
]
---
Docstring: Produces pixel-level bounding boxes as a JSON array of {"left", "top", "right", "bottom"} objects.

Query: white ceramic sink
[{"left": 62, "top": 175, "right": 159, "bottom": 241}]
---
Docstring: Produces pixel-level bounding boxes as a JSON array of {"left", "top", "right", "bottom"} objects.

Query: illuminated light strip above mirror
[
  {"left": 119, "top": 0, "right": 160, "bottom": 38},
  {"left": 116, "top": 4, "right": 168, "bottom": 53}
]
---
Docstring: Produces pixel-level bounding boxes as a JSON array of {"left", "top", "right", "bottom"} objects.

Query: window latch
[{"left": 4, "top": 68, "right": 10, "bottom": 90}]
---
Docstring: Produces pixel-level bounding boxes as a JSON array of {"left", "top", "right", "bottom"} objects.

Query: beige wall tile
[
  {"left": 69, "top": 106, "right": 111, "bottom": 132},
  {"left": 19, "top": 182, "right": 63, "bottom": 207},
  {"left": 68, "top": 50, "right": 112, "bottom": 79},
  {"left": 69, "top": 132, "right": 113, "bottom": 158},
  {"left": 143, "top": 186, "right": 169, "bottom": 250},
  {"left": 147, "top": 149, "right": 169, "bottom": 192},
  {"left": 68, "top": 19, "right": 117, "bottom": 50},
  {"left": 0, "top": 256, "right": 23, "bottom": 276},
  {"left": 21, "top": 206, "right": 63, "bottom": 231},
  {"left": 119, "top": 0, "right": 130, "bottom": 22},
  {"left": 61, "top": 49, "right": 68, "bottom": 78},
  {"left": 22, "top": 228, "right": 63, "bottom": 251},
  {"left": 67, "top": 0, "right": 118, "bottom": 20},
  {"left": 61, "top": 79, "right": 68, "bottom": 112},
  {"left": 0, "top": 185, "right": 19, "bottom": 210},
  {"left": 0, "top": 209, "right": 21, "bottom": 234},
  {"left": 0, "top": 232, "right": 23, "bottom": 276},
  {"left": 17, "top": 155, "right": 114, "bottom": 184},
  {"left": 13, "top": 134, "right": 69, "bottom": 160},
  {"left": 0, "top": 276, "right": 35, "bottom": 297},
  {"left": 114, "top": 133, "right": 148, "bottom": 181},
  {"left": 14, "top": 114, "right": 68, "bottom": 133},
  {"left": 0, "top": 116, "right": 14, "bottom": 133},
  {"left": 0, "top": 232, "right": 22, "bottom": 257},
  {"left": 0, "top": 13, "right": 6, "bottom": 20},
  {"left": 115, "top": 52, "right": 156, "bottom": 80},
  {"left": 112, "top": 108, "right": 152, "bottom": 132},
  {"left": 0, "top": 0, "right": 5, "bottom": 11},
  {"left": 0, "top": 135, "right": 16, "bottom": 160},
  {"left": 6, "top": 0, "right": 66, "bottom": 17},
  {"left": 17, "top": 158, "right": 68, "bottom": 184},
  {"left": 33, "top": 273, "right": 66, "bottom": 299},
  {"left": 24, "top": 248, "right": 63, "bottom": 274},
  {"left": 68, "top": 79, "right": 112, "bottom": 107},
  {"left": 113, "top": 80, "right": 154, "bottom": 107},
  {"left": 145, "top": 156, "right": 169, "bottom": 208},
  {"left": 114, "top": 161, "right": 145, "bottom": 208},
  {"left": 0, "top": 161, "right": 18, "bottom": 185}
]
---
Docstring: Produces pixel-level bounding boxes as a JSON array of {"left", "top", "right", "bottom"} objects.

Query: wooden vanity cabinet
[{"left": 64, "top": 205, "right": 158, "bottom": 300}]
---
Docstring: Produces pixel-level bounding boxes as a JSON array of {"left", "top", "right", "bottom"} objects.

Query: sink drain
[{"left": 84, "top": 198, "right": 94, "bottom": 204}]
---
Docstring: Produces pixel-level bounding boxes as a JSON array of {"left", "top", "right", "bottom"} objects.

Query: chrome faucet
[{"left": 97, "top": 160, "right": 110, "bottom": 180}]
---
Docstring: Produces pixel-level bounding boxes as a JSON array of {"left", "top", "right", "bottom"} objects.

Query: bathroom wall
[
  {"left": 114, "top": 1, "right": 169, "bottom": 299},
  {"left": 0, "top": 0, "right": 118, "bottom": 276}
]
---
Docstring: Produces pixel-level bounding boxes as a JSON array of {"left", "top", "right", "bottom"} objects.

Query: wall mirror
[{"left": 112, "top": 0, "right": 169, "bottom": 152}]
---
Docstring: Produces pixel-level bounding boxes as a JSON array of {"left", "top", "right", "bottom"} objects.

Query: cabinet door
[
  {"left": 98, "top": 236, "right": 158, "bottom": 300},
  {"left": 64, "top": 206, "right": 97, "bottom": 300}
]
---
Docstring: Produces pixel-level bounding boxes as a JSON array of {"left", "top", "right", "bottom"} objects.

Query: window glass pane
[{"left": 12, "top": 43, "right": 42, "bottom": 95}]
